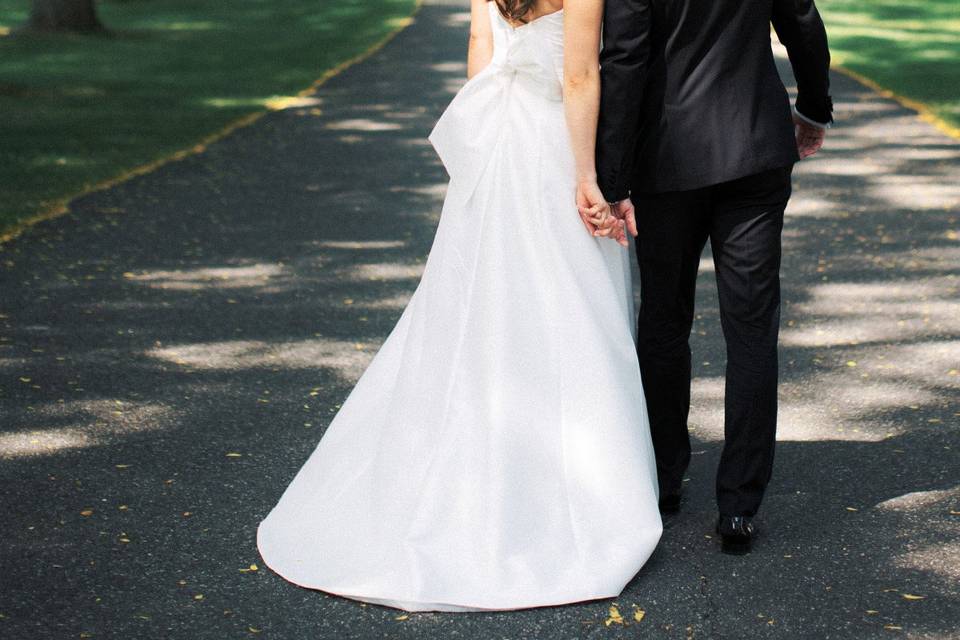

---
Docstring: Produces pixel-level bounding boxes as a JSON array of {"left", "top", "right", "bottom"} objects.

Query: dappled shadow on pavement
[{"left": 0, "top": 1, "right": 957, "bottom": 638}]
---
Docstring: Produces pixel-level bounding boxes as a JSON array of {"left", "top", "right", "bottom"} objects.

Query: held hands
[
  {"left": 575, "top": 180, "right": 638, "bottom": 248},
  {"left": 576, "top": 180, "right": 614, "bottom": 237},
  {"left": 793, "top": 112, "right": 826, "bottom": 159}
]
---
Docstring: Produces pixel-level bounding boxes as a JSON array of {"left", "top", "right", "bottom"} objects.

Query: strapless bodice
[
  {"left": 487, "top": 2, "right": 565, "bottom": 100},
  {"left": 428, "top": 3, "right": 566, "bottom": 208}
]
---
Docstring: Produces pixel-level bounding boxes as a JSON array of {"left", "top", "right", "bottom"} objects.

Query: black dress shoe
[
  {"left": 715, "top": 515, "right": 755, "bottom": 555},
  {"left": 658, "top": 491, "right": 683, "bottom": 515}
]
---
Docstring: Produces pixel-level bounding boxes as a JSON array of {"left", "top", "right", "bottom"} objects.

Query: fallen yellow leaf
[
  {"left": 225, "top": 452, "right": 243, "bottom": 457},
  {"left": 80, "top": 509, "right": 94, "bottom": 517},
  {"left": 633, "top": 606, "right": 646, "bottom": 622},
  {"left": 901, "top": 594, "right": 925, "bottom": 601},
  {"left": 395, "top": 615, "right": 409, "bottom": 621},
  {"left": 604, "top": 604, "right": 625, "bottom": 626}
]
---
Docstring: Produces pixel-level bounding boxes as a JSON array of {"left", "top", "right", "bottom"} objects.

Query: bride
[{"left": 257, "top": 0, "right": 662, "bottom": 612}]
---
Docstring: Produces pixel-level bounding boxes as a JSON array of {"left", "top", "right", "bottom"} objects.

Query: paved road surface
[{"left": 1, "top": 0, "right": 957, "bottom": 637}]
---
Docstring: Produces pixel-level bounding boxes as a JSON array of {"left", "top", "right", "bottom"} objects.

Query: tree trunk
[{"left": 28, "top": 0, "right": 103, "bottom": 33}]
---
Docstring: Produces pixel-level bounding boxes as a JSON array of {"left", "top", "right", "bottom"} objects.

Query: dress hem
[{"left": 256, "top": 521, "right": 655, "bottom": 613}]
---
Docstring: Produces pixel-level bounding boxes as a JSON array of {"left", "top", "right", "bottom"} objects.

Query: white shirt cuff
[{"left": 793, "top": 105, "right": 831, "bottom": 130}]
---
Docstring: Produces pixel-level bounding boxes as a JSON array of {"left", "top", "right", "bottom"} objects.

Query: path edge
[
  {"left": 0, "top": 0, "right": 424, "bottom": 248},
  {"left": 832, "top": 64, "right": 960, "bottom": 141}
]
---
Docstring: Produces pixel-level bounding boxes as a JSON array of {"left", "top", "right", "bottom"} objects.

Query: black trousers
[{"left": 632, "top": 164, "right": 794, "bottom": 517}]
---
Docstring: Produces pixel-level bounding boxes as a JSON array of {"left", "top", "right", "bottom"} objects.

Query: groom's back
[
  {"left": 636, "top": 0, "right": 797, "bottom": 192},
  {"left": 597, "top": 0, "right": 832, "bottom": 195}
]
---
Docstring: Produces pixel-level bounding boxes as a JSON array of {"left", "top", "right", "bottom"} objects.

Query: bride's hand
[
  {"left": 585, "top": 202, "right": 615, "bottom": 237},
  {"left": 575, "top": 180, "right": 616, "bottom": 237}
]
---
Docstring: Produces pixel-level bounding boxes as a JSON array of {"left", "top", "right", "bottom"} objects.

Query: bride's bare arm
[
  {"left": 468, "top": 0, "right": 494, "bottom": 78},
  {"left": 563, "top": 0, "right": 617, "bottom": 238}
]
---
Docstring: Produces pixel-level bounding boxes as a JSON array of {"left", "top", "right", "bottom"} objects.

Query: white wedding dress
[{"left": 257, "top": 2, "right": 662, "bottom": 612}]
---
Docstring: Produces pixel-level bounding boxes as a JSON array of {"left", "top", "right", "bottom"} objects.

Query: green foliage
[
  {"left": 817, "top": 0, "right": 959, "bottom": 129},
  {"left": 0, "top": 0, "right": 416, "bottom": 233}
]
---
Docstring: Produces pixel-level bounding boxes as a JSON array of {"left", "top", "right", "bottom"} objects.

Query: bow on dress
[{"left": 428, "top": 27, "right": 563, "bottom": 208}]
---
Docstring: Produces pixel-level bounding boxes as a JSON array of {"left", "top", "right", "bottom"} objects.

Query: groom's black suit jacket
[{"left": 597, "top": 0, "right": 833, "bottom": 199}]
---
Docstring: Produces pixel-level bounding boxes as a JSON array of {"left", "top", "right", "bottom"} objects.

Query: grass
[
  {"left": 0, "top": 0, "right": 417, "bottom": 236},
  {"left": 817, "top": 0, "right": 960, "bottom": 134}
]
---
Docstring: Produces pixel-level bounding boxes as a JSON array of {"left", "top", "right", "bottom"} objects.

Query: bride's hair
[{"left": 493, "top": 0, "right": 537, "bottom": 24}]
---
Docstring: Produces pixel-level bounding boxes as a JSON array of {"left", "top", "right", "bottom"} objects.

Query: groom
[{"left": 590, "top": 0, "right": 833, "bottom": 554}]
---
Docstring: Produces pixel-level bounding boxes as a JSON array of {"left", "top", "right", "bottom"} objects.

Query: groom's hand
[
  {"left": 610, "top": 198, "right": 639, "bottom": 247},
  {"left": 793, "top": 113, "right": 826, "bottom": 159}
]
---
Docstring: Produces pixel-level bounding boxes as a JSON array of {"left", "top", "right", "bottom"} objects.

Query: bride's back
[
  {"left": 429, "top": 1, "right": 571, "bottom": 209},
  {"left": 486, "top": 1, "right": 565, "bottom": 68},
  {"left": 491, "top": 0, "right": 563, "bottom": 28}
]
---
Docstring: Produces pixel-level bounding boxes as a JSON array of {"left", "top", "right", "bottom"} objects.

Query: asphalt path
[{"left": 1, "top": 0, "right": 958, "bottom": 637}]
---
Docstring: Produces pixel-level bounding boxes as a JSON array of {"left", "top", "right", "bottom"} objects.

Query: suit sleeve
[
  {"left": 596, "top": 0, "right": 652, "bottom": 203},
  {"left": 771, "top": 0, "right": 834, "bottom": 125}
]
